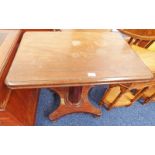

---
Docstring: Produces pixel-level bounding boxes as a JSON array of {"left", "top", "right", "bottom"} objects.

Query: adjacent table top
[
  {"left": 118, "top": 29, "right": 155, "bottom": 40},
  {"left": 0, "top": 30, "right": 21, "bottom": 77},
  {"left": 6, "top": 31, "right": 153, "bottom": 89}
]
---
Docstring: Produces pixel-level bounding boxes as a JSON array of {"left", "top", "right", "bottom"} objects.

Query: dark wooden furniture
[
  {"left": 100, "top": 30, "right": 155, "bottom": 109},
  {"left": 21, "top": 29, "right": 61, "bottom": 33},
  {"left": 118, "top": 29, "right": 155, "bottom": 48},
  {"left": 141, "top": 84, "right": 155, "bottom": 104},
  {"left": 62, "top": 29, "right": 111, "bottom": 32},
  {"left": 0, "top": 30, "right": 39, "bottom": 125},
  {"left": 100, "top": 83, "right": 149, "bottom": 110},
  {"left": 6, "top": 31, "right": 153, "bottom": 120},
  {"left": 120, "top": 29, "right": 155, "bottom": 104},
  {"left": 132, "top": 46, "right": 155, "bottom": 104}
]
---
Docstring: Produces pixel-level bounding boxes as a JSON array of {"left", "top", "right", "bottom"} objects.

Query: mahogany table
[{"left": 5, "top": 31, "right": 153, "bottom": 121}]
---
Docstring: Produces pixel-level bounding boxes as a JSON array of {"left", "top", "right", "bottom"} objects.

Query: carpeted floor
[{"left": 35, "top": 85, "right": 155, "bottom": 126}]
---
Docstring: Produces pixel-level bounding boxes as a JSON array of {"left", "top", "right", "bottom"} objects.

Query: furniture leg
[
  {"left": 107, "top": 86, "right": 130, "bottom": 110},
  {"left": 49, "top": 86, "right": 102, "bottom": 121},
  {"left": 142, "top": 92, "right": 155, "bottom": 104},
  {"left": 127, "top": 87, "right": 149, "bottom": 106}
]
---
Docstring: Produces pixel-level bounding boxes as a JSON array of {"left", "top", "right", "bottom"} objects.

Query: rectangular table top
[{"left": 6, "top": 31, "right": 153, "bottom": 89}]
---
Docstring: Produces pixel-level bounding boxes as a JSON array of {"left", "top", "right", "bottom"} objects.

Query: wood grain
[
  {"left": 49, "top": 86, "right": 101, "bottom": 120},
  {"left": 101, "top": 29, "right": 155, "bottom": 108},
  {"left": 0, "top": 30, "right": 21, "bottom": 77},
  {"left": 5, "top": 89, "right": 39, "bottom": 125},
  {"left": 102, "top": 86, "right": 135, "bottom": 107},
  {"left": 0, "top": 30, "right": 21, "bottom": 109},
  {"left": 119, "top": 29, "right": 155, "bottom": 40},
  {"left": 0, "top": 29, "right": 39, "bottom": 125},
  {"left": 6, "top": 31, "right": 153, "bottom": 89},
  {"left": 132, "top": 45, "right": 155, "bottom": 73}
]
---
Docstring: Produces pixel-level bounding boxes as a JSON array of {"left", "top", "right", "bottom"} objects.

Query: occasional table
[{"left": 6, "top": 31, "right": 153, "bottom": 121}]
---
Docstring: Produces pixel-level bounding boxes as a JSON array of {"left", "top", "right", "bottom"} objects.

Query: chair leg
[
  {"left": 142, "top": 92, "right": 155, "bottom": 105},
  {"left": 99, "top": 88, "right": 109, "bottom": 106},
  {"left": 99, "top": 85, "right": 116, "bottom": 106},
  {"left": 128, "top": 37, "right": 133, "bottom": 44},
  {"left": 145, "top": 40, "right": 154, "bottom": 48},
  {"left": 133, "top": 39, "right": 140, "bottom": 45},
  {"left": 108, "top": 87, "right": 129, "bottom": 110},
  {"left": 99, "top": 85, "right": 120, "bottom": 110},
  {"left": 126, "top": 87, "right": 149, "bottom": 106}
]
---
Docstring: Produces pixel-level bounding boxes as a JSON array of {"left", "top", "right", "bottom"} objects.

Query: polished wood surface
[
  {"left": 49, "top": 86, "right": 101, "bottom": 120},
  {"left": 5, "top": 89, "right": 39, "bottom": 125},
  {"left": 142, "top": 86, "right": 155, "bottom": 103},
  {"left": 0, "top": 30, "right": 21, "bottom": 110},
  {"left": 100, "top": 83, "right": 149, "bottom": 109},
  {"left": 68, "top": 86, "right": 82, "bottom": 103},
  {"left": 62, "top": 29, "right": 111, "bottom": 32},
  {"left": 0, "top": 33, "right": 7, "bottom": 45},
  {"left": 132, "top": 45, "right": 155, "bottom": 73},
  {"left": 21, "top": 29, "right": 60, "bottom": 34},
  {"left": 6, "top": 31, "right": 153, "bottom": 89},
  {"left": 100, "top": 30, "right": 155, "bottom": 108},
  {"left": 128, "top": 36, "right": 155, "bottom": 104},
  {"left": 119, "top": 29, "right": 155, "bottom": 40},
  {"left": 5, "top": 31, "right": 154, "bottom": 120},
  {"left": 118, "top": 29, "right": 155, "bottom": 48},
  {"left": 0, "top": 30, "right": 21, "bottom": 76},
  {"left": 102, "top": 85, "right": 135, "bottom": 108},
  {"left": 0, "top": 30, "right": 39, "bottom": 125},
  {"left": 0, "top": 89, "right": 39, "bottom": 126}
]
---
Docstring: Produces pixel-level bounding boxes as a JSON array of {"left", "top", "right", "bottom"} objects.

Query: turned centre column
[{"left": 68, "top": 86, "right": 82, "bottom": 104}]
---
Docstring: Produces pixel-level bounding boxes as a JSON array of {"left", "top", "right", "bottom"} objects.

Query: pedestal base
[{"left": 49, "top": 86, "right": 102, "bottom": 121}]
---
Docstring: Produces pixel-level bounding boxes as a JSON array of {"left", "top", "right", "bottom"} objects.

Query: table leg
[{"left": 49, "top": 86, "right": 102, "bottom": 121}]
